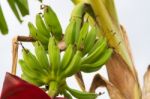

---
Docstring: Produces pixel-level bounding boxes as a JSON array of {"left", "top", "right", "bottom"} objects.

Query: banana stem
[{"left": 48, "top": 81, "right": 58, "bottom": 98}]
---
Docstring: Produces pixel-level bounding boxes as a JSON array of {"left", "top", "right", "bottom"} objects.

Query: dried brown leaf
[
  {"left": 142, "top": 65, "right": 150, "bottom": 99},
  {"left": 74, "top": 72, "right": 86, "bottom": 91},
  {"left": 89, "top": 74, "right": 125, "bottom": 99}
]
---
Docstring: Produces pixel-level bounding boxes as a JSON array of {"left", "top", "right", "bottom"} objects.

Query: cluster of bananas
[
  {"left": 20, "top": 4, "right": 113, "bottom": 99},
  {"left": 28, "top": 5, "right": 62, "bottom": 50},
  {"left": 64, "top": 20, "right": 113, "bottom": 73},
  {"left": 19, "top": 38, "right": 98, "bottom": 98}
]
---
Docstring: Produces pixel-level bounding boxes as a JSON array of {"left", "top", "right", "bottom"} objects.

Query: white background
[{"left": 0, "top": 0, "right": 150, "bottom": 99}]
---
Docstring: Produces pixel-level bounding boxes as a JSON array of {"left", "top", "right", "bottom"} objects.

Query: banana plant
[{"left": 0, "top": 0, "right": 143, "bottom": 99}]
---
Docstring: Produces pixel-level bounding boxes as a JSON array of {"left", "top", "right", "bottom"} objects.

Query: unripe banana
[
  {"left": 74, "top": 18, "right": 82, "bottom": 42},
  {"left": 62, "top": 50, "right": 82, "bottom": 77},
  {"left": 43, "top": 6, "right": 62, "bottom": 40},
  {"left": 88, "top": 36, "right": 103, "bottom": 54},
  {"left": 28, "top": 22, "right": 37, "bottom": 39},
  {"left": 22, "top": 49, "right": 48, "bottom": 77},
  {"left": 66, "top": 86, "right": 98, "bottom": 99},
  {"left": 71, "top": 3, "right": 85, "bottom": 41},
  {"left": 19, "top": 59, "right": 36, "bottom": 78},
  {"left": 81, "top": 48, "right": 113, "bottom": 73},
  {"left": 83, "top": 26, "right": 97, "bottom": 54},
  {"left": 28, "top": 22, "right": 49, "bottom": 45},
  {"left": 19, "top": 59, "right": 48, "bottom": 84},
  {"left": 48, "top": 37, "right": 60, "bottom": 75},
  {"left": 81, "top": 38, "right": 107, "bottom": 64},
  {"left": 21, "top": 74, "right": 44, "bottom": 86},
  {"left": 76, "top": 22, "right": 89, "bottom": 50},
  {"left": 61, "top": 44, "right": 74, "bottom": 70},
  {"left": 34, "top": 41, "right": 50, "bottom": 69},
  {"left": 36, "top": 14, "right": 50, "bottom": 37},
  {"left": 64, "top": 20, "right": 76, "bottom": 46}
]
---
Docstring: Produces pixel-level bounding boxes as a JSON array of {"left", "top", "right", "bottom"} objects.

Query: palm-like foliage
[{"left": 0, "top": 0, "right": 42, "bottom": 35}]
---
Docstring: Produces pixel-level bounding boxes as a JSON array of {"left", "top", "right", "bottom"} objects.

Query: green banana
[
  {"left": 64, "top": 20, "right": 76, "bottom": 46},
  {"left": 88, "top": 36, "right": 103, "bottom": 54},
  {"left": 62, "top": 50, "right": 82, "bottom": 77},
  {"left": 71, "top": 3, "right": 85, "bottom": 41},
  {"left": 7, "top": 0, "right": 22, "bottom": 22},
  {"left": 15, "top": 0, "right": 29, "bottom": 16},
  {"left": 76, "top": 22, "right": 89, "bottom": 50},
  {"left": 21, "top": 74, "right": 44, "bottom": 86},
  {"left": 28, "top": 22, "right": 49, "bottom": 45},
  {"left": 22, "top": 49, "right": 43, "bottom": 71},
  {"left": 19, "top": 59, "right": 48, "bottom": 84},
  {"left": 66, "top": 86, "right": 98, "bottom": 99},
  {"left": 43, "top": 6, "right": 62, "bottom": 40},
  {"left": 35, "top": 14, "right": 50, "bottom": 37},
  {"left": 0, "top": 6, "right": 8, "bottom": 34},
  {"left": 48, "top": 37, "right": 60, "bottom": 75},
  {"left": 34, "top": 41, "right": 50, "bottom": 69},
  {"left": 81, "top": 48, "right": 113, "bottom": 73},
  {"left": 28, "top": 22, "right": 37, "bottom": 39},
  {"left": 81, "top": 38, "right": 107, "bottom": 64},
  {"left": 83, "top": 26, "right": 97, "bottom": 54},
  {"left": 61, "top": 44, "right": 74, "bottom": 70},
  {"left": 74, "top": 18, "right": 82, "bottom": 42},
  {"left": 19, "top": 59, "right": 36, "bottom": 78}
]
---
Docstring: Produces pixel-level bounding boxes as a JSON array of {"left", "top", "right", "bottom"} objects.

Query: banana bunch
[
  {"left": 64, "top": 20, "right": 113, "bottom": 72},
  {"left": 80, "top": 37, "right": 113, "bottom": 73},
  {"left": 19, "top": 44, "right": 50, "bottom": 86},
  {"left": 63, "top": 2, "right": 113, "bottom": 73},
  {"left": 20, "top": 3, "right": 113, "bottom": 98},
  {"left": 28, "top": 5, "right": 62, "bottom": 49}
]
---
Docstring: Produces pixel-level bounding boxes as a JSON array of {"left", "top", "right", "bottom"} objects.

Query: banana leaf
[
  {"left": 15, "top": 0, "right": 29, "bottom": 16},
  {"left": 142, "top": 65, "right": 150, "bottom": 99},
  {"left": 0, "top": 5, "right": 8, "bottom": 35},
  {"left": 0, "top": 0, "right": 44, "bottom": 35},
  {"left": 89, "top": 74, "right": 125, "bottom": 99}
]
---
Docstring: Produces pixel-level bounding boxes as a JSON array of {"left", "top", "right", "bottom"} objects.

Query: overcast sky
[{"left": 0, "top": 0, "right": 150, "bottom": 99}]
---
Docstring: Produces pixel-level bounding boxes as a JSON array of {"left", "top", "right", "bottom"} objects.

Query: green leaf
[
  {"left": 0, "top": 5, "right": 8, "bottom": 35},
  {"left": 7, "top": 0, "right": 22, "bottom": 22},
  {"left": 15, "top": 0, "right": 29, "bottom": 16}
]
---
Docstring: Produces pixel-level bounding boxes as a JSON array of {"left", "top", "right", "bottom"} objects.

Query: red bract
[{"left": 1, "top": 72, "right": 51, "bottom": 99}]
